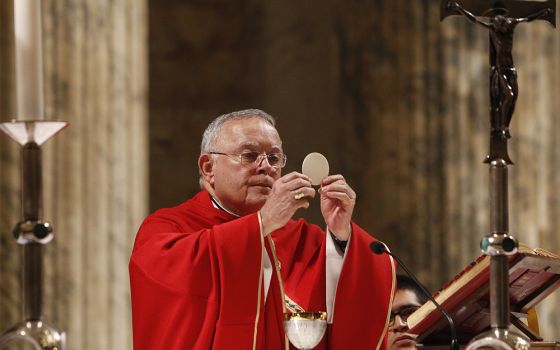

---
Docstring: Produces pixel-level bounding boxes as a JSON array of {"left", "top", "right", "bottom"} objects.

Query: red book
[{"left": 407, "top": 246, "right": 560, "bottom": 344}]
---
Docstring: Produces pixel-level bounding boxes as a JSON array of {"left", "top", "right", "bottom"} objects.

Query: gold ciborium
[{"left": 283, "top": 312, "right": 327, "bottom": 350}]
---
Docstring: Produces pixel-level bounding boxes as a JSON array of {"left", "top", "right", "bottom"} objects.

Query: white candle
[{"left": 14, "top": 0, "right": 44, "bottom": 121}]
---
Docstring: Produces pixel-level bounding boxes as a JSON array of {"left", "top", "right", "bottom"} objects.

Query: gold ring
[{"left": 294, "top": 191, "right": 305, "bottom": 200}]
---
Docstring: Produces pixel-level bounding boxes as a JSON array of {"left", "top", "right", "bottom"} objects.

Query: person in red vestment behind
[{"left": 129, "top": 109, "right": 396, "bottom": 349}]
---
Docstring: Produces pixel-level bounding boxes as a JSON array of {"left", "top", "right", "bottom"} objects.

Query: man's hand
[
  {"left": 259, "top": 172, "right": 316, "bottom": 236},
  {"left": 319, "top": 175, "right": 356, "bottom": 241}
]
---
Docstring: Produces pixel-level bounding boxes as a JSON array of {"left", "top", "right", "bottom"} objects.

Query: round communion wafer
[{"left": 302, "top": 152, "right": 329, "bottom": 186}]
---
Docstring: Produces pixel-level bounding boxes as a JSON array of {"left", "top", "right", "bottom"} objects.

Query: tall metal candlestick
[
  {"left": 0, "top": 121, "right": 67, "bottom": 350},
  {"left": 14, "top": 0, "right": 44, "bottom": 121}
]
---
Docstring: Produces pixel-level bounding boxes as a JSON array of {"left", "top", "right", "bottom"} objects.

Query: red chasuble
[{"left": 129, "top": 190, "right": 395, "bottom": 350}]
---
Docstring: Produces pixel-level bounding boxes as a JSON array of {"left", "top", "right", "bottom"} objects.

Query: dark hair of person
[{"left": 396, "top": 274, "right": 429, "bottom": 305}]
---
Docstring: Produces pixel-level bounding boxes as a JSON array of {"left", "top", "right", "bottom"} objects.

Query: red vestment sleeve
[
  {"left": 328, "top": 222, "right": 396, "bottom": 350},
  {"left": 129, "top": 204, "right": 264, "bottom": 350}
]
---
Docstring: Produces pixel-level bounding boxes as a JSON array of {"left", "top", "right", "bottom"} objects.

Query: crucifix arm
[
  {"left": 447, "top": 1, "right": 492, "bottom": 28},
  {"left": 516, "top": 8, "right": 553, "bottom": 23}
]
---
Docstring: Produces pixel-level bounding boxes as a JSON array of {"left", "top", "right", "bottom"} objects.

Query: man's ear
[{"left": 198, "top": 154, "right": 215, "bottom": 185}]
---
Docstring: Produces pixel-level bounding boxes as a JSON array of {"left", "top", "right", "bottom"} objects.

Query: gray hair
[
  {"left": 198, "top": 109, "right": 276, "bottom": 188},
  {"left": 200, "top": 109, "right": 276, "bottom": 154}
]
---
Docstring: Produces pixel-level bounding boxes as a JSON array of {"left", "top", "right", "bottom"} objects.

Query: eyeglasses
[
  {"left": 389, "top": 306, "right": 420, "bottom": 326},
  {"left": 209, "top": 151, "right": 287, "bottom": 169}
]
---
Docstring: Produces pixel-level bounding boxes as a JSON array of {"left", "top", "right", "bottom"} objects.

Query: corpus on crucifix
[
  {"left": 445, "top": 0, "right": 554, "bottom": 163},
  {"left": 447, "top": 1, "right": 551, "bottom": 139}
]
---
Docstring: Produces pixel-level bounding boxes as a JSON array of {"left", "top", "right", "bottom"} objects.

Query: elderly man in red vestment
[{"left": 129, "top": 109, "right": 395, "bottom": 349}]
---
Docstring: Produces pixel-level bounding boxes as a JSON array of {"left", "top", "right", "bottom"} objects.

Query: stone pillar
[
  {"left": 327, "top": 2, "right": 560, "bottom": 337},
  {"left": 0, "top": 1, "right": 148, "bottom": 349},
  {"left": 331, "top": 1, "right": 490, "bottom": 282},
  {"left": 507, "top": 19, "right": 560, "bottom": 336}
]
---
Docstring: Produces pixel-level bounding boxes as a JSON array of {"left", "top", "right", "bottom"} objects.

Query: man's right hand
[{"left": 259, "top": 172, "right": 315, "bottom": 236}]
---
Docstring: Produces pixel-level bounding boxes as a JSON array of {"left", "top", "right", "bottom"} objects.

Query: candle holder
[{"left": 0, "top": 120, "right": 67, "bottom": 350}]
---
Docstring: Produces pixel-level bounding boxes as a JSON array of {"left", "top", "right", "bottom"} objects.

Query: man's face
[
  {"left": 200, "top": 117, "right": 283, "bottom": 215},
  {"left": 387, "top": 289, "right": 422, "bottom": 350}
]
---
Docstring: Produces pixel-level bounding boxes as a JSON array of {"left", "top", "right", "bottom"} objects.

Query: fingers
[
  {"left": 282, "top": 172, "right": 313, "bottom": 190},
  {"left": 293, "top": 187, "right": 316, "bottom": 200},
  {"left": 321, "top": 174, "right": 345, "bottom": 186},
  {"left": 320, "top": 175, "right": 356, "bottom": 201},
  {"left": 319, "top": 174, "right": 355, "bottom": 239},
  {"left": 320, "top": 189, "right": 355, "bottom": 206},
  {"left": 259, "top": 172, "right": 315, "bottom": 235},
  {"left": 276, "top": 172, "right": 358, "bottom": 203},
  {"left": 293, "top": 195, "right": 311, "bottom": 209},
  {"left": 281, "top": 172, "right": 310, "bottom": 183},
  {"left": 280, "top": 172, "right": 316, "bottom": 200},
  {"left": 321, "top": 188, "right": 354, "bottom": 202}
]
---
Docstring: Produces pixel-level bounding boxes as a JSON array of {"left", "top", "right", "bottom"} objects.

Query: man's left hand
[{"left": 319, "top": 175, "right": 356, "bottom": 241}]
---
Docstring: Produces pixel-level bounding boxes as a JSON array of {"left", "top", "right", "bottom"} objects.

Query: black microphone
[{"left": 370, "top": 241, "right": 459, "bottom": 350}]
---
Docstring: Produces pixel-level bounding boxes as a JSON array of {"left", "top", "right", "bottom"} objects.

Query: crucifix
[
  {"left": 441, "top": 0, "right": 555, "bottom": 349},
  {"left": 442, "top": 0, "right": 555, "bottom": 164}
]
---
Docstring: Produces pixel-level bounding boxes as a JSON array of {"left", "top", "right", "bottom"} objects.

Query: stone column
[
  {"left": 507, "top": 19, "right": 560, "bottom": 336},
  {"left": 0, "top": 1, "right": 148, "bottom": 349}
]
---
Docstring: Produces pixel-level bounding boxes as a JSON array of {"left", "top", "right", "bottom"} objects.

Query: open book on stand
[{"left": 407, "top": 245, "right": 560, "bottom": 344}]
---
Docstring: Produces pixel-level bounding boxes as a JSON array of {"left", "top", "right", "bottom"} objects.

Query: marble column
[
  {"left": 0, "top": 0, "right": 148, "bottom": 349},
  {"left": 507, "top": 17, "right": 560, "bottom": 336}
]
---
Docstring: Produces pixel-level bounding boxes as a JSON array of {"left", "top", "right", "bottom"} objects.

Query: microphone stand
[{"left": 371, "top": 242, "right": 459, "bottom": 350}]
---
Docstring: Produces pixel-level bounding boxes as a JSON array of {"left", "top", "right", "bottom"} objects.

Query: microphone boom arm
[{"left": 371, "top": 241, "right": 459, "bottom": 350}]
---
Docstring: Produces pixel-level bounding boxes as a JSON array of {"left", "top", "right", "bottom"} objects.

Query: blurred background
[{"left": 1, "top": 0, "right": 560, "bottom": 348}]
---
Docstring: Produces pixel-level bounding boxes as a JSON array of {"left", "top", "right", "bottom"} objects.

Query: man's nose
[
  {"left": 256, "top": 154, "right": 274, "bottom": 173},
  {"left": 392, "top": 315, "right": 408, "bottom": 331}
]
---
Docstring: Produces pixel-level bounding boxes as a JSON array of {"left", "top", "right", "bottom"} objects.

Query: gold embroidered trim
[
  {"left": 266, "top": 235, "right": 289, "bottom": 350},
  {"left": 375, "top": 253, "right": 397, "bottom": 350},
  {"left": 253, "top": 212, "right": 265, "bottom": 350}
]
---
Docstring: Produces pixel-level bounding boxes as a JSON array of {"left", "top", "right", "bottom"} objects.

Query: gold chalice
[{"left": 283, "top": 312, "right": 327, "bottom": 350}]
